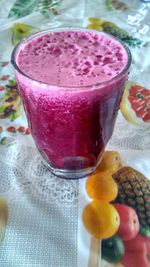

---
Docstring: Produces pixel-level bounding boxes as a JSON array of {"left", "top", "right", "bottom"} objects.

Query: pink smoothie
[{"left": 14, "top": 29, "right": 130, "bottom": 172}]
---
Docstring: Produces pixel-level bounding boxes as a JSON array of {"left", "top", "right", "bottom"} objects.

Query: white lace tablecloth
[
  {"left": 0, "top": 0, "right": 150, "bottom": 266},
  {"left": 0, "top": 143, "right": 78, "bottom": 267}
]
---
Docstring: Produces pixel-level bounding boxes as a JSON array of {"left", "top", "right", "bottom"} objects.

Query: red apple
[
  {"left": 114, "top": 204, "right": 139, "bottom": 241},
  {"left": 121, "top": 234, "right": 150, "bottom": 267}
]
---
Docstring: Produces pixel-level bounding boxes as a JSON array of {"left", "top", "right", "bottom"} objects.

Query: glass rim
[{"left": 11, "top": 27, "right": 132, "bottom": 89}]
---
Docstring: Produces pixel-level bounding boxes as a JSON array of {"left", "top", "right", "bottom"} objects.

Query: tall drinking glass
[{"left": 11, "top": 28, "right": 131, "bottom": 179}]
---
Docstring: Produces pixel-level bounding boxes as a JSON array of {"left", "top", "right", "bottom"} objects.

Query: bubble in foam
[
  {"left": 38, "top": 37, "right": 43, "bottom": 42},
  {"left": 73, "top": 60, "right": 79, "bottom": 67},
  {"left": 46, "top": 40, "right": 51, "bottom": 44},
  {"left": 94, "top": 60, "right": 99, "bottom": 65},
  {"left": 96, "top": 55, "right": 102, "bottom": 59},
  {"left": 93, "top": 35, "right": 99, "bottom": 41},
  {"left": 93, "top": 41, "right": 99, "bottom": 47},
  {"left": 82, "top": 68, "right": 90, "bottom": 75},
  {"left": 52, "top": 47, "right": 62, "bottom": 57},
  {"left": 103, "top": 57, "right": 114, "bottom": 65},
  {"left": 84, "top": 61, "right": 92, "bottom": 66},
  {"left": 116, "top": 52, "right": 123, "bottom": 58}
]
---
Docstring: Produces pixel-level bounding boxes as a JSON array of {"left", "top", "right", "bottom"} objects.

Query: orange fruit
[
  {"left": 86, "top": 172, "right": 118, "bottom": 201},
  {"left": 82, "top": 200, "right": 120, "bottom": 239},
  {"left": 120, "top": 81, "right": 150, "bottom": 128},
  {"left": 97, "top": 151, "right": 122, "bottom": 174}
]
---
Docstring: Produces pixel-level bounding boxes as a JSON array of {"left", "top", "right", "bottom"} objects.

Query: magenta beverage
[{"left": 11, "top": 28, "right": 131, "bottom": 179}]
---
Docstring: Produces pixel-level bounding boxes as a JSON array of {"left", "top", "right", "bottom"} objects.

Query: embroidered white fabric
[
  {"left": 0, "top": 143, "right": 79, "bottom": 207},
  {"left": 108, "top": 112, "right": 150, "bottom": 150},
  {"left": 0, "top": 143, "right": 79, "bottom": 267}
]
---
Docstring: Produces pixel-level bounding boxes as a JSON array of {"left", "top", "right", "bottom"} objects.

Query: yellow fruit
[
  {"left": 97, "top": 151, "right": 123, "bottom": 174},
  {"left": 82, "top": 200, "right": 120, "bottom": 239},
  {"left": 86, "top": 172, "right": 118, "bottom": 201}
]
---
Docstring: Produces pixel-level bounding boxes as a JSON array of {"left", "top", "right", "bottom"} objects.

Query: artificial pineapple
[{"left": 113, "top": 166, "right": 150, "bottom": 229}]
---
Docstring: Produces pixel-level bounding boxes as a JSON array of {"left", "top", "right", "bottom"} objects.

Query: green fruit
[{"left": 102, "top": 235, "right": 125, "bottom": 263}]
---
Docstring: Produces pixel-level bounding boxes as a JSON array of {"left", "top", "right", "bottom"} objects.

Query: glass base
[{"left": 42, "top": 158, "right": 96, "bottom": 179}]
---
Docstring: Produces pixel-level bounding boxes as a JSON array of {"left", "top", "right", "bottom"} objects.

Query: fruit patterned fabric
[
  {"left": 78, "top": 150, "right": 150, "bottom": 267},
  {"left": 0, "top": 1, "right": 150, "bottom": 267}
]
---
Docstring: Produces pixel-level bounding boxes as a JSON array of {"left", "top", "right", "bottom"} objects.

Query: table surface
[{"left": 0, "top": 1, "right": 150, "bottom": 267}]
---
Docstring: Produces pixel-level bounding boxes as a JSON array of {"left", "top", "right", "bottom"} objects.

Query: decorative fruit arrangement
[
  {"left": 83, "top": 151, "right": 122, "bottom": 240},
  {"left": 82, "top": 150, "right": 150, "bottom": 267}
]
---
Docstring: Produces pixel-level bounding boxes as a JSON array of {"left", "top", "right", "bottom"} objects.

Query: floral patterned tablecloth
[{"left": 0, "top": 1, "right": 150, "bottom": 267}]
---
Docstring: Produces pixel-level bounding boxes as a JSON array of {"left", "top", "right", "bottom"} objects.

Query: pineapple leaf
[
  {"left": 10, "top": 111, "right": 19, "bottom": 122},
  {"left": 102, "top": 22, "right": 129, "bottom": 39},
  {"left": 0, "top": 137, "right": 7, "bottom": 145},
  {"left": 105, "top": 0, "right": 114, "bottom": 10},
  {"left": 122, "top": 37, "right": 146, "bottom": 48},
  {"left": 37, "top": 0, "right": 61, "bottom": 15},
  {"left": 8, "top": 0, "right": 36, "bottom": 18},
  {"left": 8, "top": 80, "right": 16, "bottom": 85}
]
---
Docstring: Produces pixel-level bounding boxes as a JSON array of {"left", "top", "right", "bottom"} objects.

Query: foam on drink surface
[{"left": 17, "top": 30, "right": 128, "bottom": 88}]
